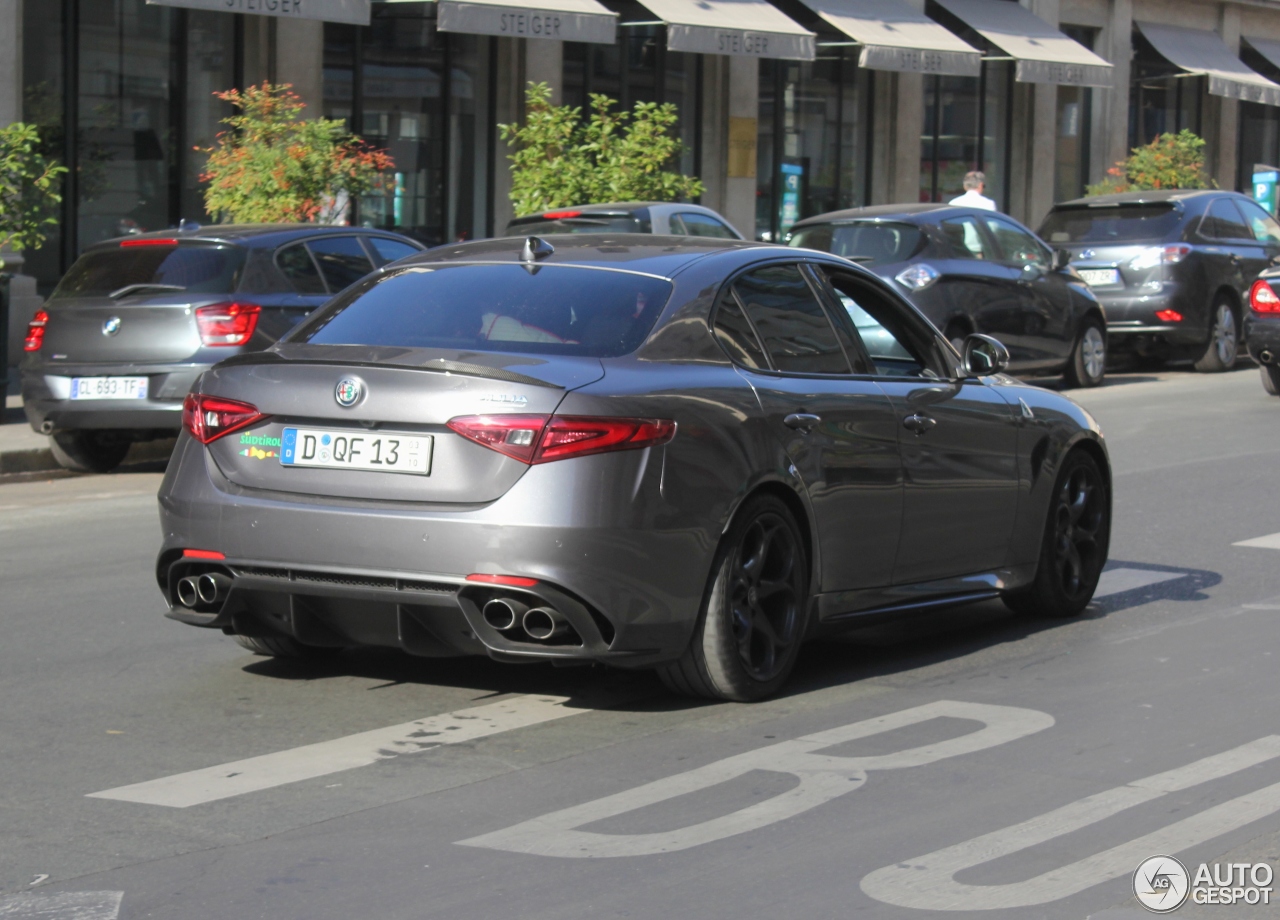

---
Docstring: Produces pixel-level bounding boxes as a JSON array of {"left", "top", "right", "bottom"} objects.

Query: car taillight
[
  {"left": 1251, "top": 279, "right": 1280, "bottom": 314},
  {"left": 196, "top": 302, "right": 261, "bottom": 346},
  {"left": 1163, "top": 244, "right": 1192, "bottom": 263},
  {"left": 1155, "top": 309, "right": 1183, "bottom": 322},
  {"left": 23, "top": 309, "right": 48, "bottom": 352},
  {"left": 120, "top": 238, "right": 178, "bottom": 247},
  {"left": 447, "top": 414, "right": 677, "bottom": 465},
  {"left": 542, "top": 210, "right": 582, "bottom": 219},
  {"left": 182, "top": 393, "right": 266, "bottom": 444}
]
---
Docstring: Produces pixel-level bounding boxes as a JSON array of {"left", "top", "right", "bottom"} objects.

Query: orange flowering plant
[
  {"left": 1087, "top": 130, "right": 1212, "bottom": 196},
  {"left": 198, "top": 83, "right": 393, "bottom": 224}
]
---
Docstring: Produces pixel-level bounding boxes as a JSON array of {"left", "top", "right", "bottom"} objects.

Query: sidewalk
[{"left": 1, "top": 391, "right": 175, "bottom": 475}]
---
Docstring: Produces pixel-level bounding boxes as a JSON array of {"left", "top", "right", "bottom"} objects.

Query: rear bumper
[
  {"left": 21, "top": 364, "right": 205, "bottom": 433},
  {"left": 1091, "top": 286, "right": 1208, "bottom": 347},
  {"left": 1245, "top": 314, "right": 1280, "bottom": 362}
]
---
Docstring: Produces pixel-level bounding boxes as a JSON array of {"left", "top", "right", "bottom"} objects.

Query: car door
[
  {"left": 982, "top": 215, "right": 1075, "bottom": 368},
  {"left": 1232, "top": 198, "right": 1280, "bottom": 282},
  {"left": 934, "top": 215, "right": 1028, "bottom": 358},
  {"left": 713, "top": 262, "right": 903, "bottom": 591},
  {"left": 1198, "top": 198, "right": 1256, "bottom": 297},
  {"left": 813, "top": 266, "right": 1020, "bottom": 585}
]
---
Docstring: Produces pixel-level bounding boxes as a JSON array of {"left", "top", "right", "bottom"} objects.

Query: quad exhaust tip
[
  {"left": 522, "top": 607, "right": 570, "bottom": 641},
  {"left": 482, "top": 596, "right": 573, "bottom": 642},
  {"left": 176, "top": 576, "right": 200, "bottom": 609},
  {"left": 482, "top": 597, "right": 528, "bottom": 632},
  {"left": 176, "top": 571, "right": 232, "bottom": 610}
]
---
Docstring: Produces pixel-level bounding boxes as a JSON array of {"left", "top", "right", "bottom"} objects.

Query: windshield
[
  {"left": 505, "top": 214, "right": 649, "bottom": 236},
  {"left": 290, "top": 263, "right": 673, "bottom": 358},
  {"left": 51, "top": 244, "right": 246, "bottom": 299},
  {"left": 788, "top": 222, "right": 923, "bottom": 264},
  {"left": 1039, "top": 205, "right": 1181, "bottom": 244}
]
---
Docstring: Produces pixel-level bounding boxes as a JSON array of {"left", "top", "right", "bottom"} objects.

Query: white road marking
[
  {"left": 0, "top": 891, "right": 123, "bottom": 919},
  {"left": 88, "top": 695, "right": 586, "bottom": 808},
  {"left": 458, "top": 700, "right": 1053, "bottom": 858},
  {"left": 1093, "top": 567, "right": 1185, "bottom": 599},
  {"left": 860, "top": 735, "right": 1280, "bottom": 911},
  {"left": 1233, "top": 531, "right": 1280, "bottom": 550}
]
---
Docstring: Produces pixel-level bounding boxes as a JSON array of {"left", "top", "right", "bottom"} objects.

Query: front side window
[
  {"left": 1235, "top": 199, "right": 1280, "bottom": 244},
  {"left": 983, "top": 217, "right": 1049, "bottom": 269},
  {"left": 730, "top": 265, "right": 850, "bottom": 374},
  {"left": 814, "top": 268, "right": 949, "bottom": 379},
  {"left": 940, "top": 216, "right": 995, "bottom": 260}
]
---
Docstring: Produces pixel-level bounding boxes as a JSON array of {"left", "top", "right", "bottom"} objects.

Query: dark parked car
[
  {"left": 21, "top": 225, "right": 423, "bottom": 472},
  {"left": 1039, "top": 189, "right": 1280, "bottom": 372},
  {"left": 1245, "top": 268, "right": 1280, "bottom": 395},
  {"left": 505, "top": 202, "right": 743, "bottom": 239},
  {"left": 787, "top": 204, "right": 1108, "bottom": 388},
  {"left": 157, "top": 234, "right": 1111, "bottom": 702}
]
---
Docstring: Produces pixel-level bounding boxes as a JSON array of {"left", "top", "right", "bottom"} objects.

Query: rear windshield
[
  {"left": 1039, "top": 205, "right": 1181, "bottom": 244},
  {"left": 505, "top": 214, "right": 648, "bottom": 236},
  {"left": 290, "top": 263, "right": 673, "bottom": 358},
  {"left": 788, "top": 222, "right": 923, "bottom": 264},
  {"left": 51, "top": 244, "right": 246, "bottom": 299}
]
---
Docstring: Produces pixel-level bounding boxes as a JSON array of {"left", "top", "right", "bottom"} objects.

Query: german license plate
[
  {"left": 69, "top": 376, "right": 149, "bottom": 400},
  {"left": 1077, "top": 268, "right": 1120, "bottom": 287},
  {"left": 280, "top": 427, "right": 432, "bottom": 475}
]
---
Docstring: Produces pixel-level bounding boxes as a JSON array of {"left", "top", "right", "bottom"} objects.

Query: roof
[
  {"left": 791, "top": 202, "right": 981, "bottom": 225},
  {"left": 1052, "top": 189, "right": 1227, "bottom": 208},
  {"left": 402, "top": 233, "right": 773, "bottom": 277},
  {"left": 508, "top": 202, "right": 712, "bottom": 220},
  {"left": 85, "top": 224, "right": 417, "bottom": 250}
]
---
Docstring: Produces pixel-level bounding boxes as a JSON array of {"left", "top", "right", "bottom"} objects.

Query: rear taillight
[
  {"left": 196, "top": 302, "right": 261, "bottom": 346},
  {"left": 543, "top": 210, "right": 582, "bottom": 219},
  {"left": 447, "top": 414, "right": 677, "bottom": 465},
  {"left": 1155, "top": 309, "right": 1184, "bottom": 323},
  {"left": 182, "top": 393, "right": 266, "bottom": 444},
  {"left": 23, "top": 309, "right": 48, "bottom": 352},
  {"left": 1251, "top": 279, "right": 1280, "bottom": 314},
  {"left": 1163, "top": 244, "right": 1192, "bottom": 263},
  {"left": 120, "top": 238, "right": 178, "bottom": 247}
]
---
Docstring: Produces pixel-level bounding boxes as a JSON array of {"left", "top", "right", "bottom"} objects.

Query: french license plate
[
  {"left": 69, "top": 376, "right": 149, "bottom": 400},
  {"left": 280, "top": 427, "right": 432, "bottom": 475},
  {"left": 1077, "top": 268, "right": 1120, "bottom": 287}
]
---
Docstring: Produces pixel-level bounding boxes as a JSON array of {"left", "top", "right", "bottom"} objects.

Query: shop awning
[
  {"left": 431, "top": 0, "right": 617, "bottom": 44},
  {"left": 932, "top": 0, "right": 1113, "bottom": 86},
  {"left": 1137, "top": 22, "right": 1280, "bottom": 107},
  {"left": 148, "top": 0, "right": 371, "bottom": 25},
  {"left": 1243, "top": 36, "right": 1280, "bottom": 77},
  {"left": 793, "top": 0, "right": 980, "bottom": 76},
  {"left": 635, "top": 0, "right": 815, "bottom": 61}
]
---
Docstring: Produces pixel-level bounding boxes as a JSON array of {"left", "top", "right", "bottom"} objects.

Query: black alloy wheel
[
  {"left": 658, "top": 494, "right": 809, "bottom": 701},
  {"left": 1004, "top": 450, "right": 1110, "bottom": 618},
  {"left": 49, "top": 430, "right": 132, "bottom": 473}
]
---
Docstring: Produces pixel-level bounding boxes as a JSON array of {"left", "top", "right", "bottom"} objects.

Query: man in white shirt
[{"left": 949, "top": 171, "right": 998, "bottom": 211}]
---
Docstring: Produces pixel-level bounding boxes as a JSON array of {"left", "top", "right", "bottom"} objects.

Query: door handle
[
  {"left": 783, "top": 412, "right": 822, "bottom": 432},
  {"left": 903, "top": 413, "right": 937, "bottom": 434}
]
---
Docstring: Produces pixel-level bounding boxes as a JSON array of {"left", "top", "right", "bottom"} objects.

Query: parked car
[
  {"left": 21, "top": 225, "right": 424, "bottom": 472},
  {"left": 505, "top": 202, "right": 743, "bottom": 240},
  {"left": 1039, "top": 189, "right": 1280, "bottom": 372},
  {"left": 158, "top": 233, "right": 1111, "bottom": 702},
  {"left": 787, "top": 204, "right": 1108, "bottom": 388},
  {"left": 1245, "top": 268, "right": 1280, "bottom": 395}
]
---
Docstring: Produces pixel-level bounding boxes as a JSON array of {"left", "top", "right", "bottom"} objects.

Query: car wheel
[
  {"left": 1004, "top": 450, "right": 1110, "bottom": 619},
  {"left": 1062, "top": 319, "right": 1106, "bottom": 388},
  {"left": 1262, "top": 365, "right": 1280, "bottom": 396},
  {"left": 1193, "top": 296, "right": 1239, "bottom": 372},
  {"left": 233, "top": 634, "right": 341, "bottom": 658},
  {"left": 657, "top": 494, "right": 809, "bottom": 702},
  {"left": 49, "top": 430, "right": 132, "bottom": 473}
]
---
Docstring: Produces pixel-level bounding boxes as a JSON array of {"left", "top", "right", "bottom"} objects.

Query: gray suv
[{"left": 21, "top": 225, "right": 423, "bottom": 472}]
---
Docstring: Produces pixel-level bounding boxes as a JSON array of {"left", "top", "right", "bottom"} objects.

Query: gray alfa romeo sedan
[
  {"left": 21, "top": 225, "right": 423, "bottom": 472},
  {"left": 157, "top": 235, "right": 1112, "bottom": 701}
]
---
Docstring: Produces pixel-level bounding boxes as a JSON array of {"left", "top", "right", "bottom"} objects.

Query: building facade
[{"left": 8, "top": 0, "right": 1280, "bottom": 294}]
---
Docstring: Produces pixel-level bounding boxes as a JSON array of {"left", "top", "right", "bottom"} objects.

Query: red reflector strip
[
  {"left": 120, "top": 238, "right": 178, "bottom": 247},
  {"left": 466, "top": 573, "right": 539, "bottom": 587},
  {"left": 1155, "top": 309, "right": 1183, "bottom": 323},
  {"left": 183, "top": 549, "right": 226, "bottom": 560}
]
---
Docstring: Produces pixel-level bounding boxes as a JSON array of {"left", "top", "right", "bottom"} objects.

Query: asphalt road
[{"left": 3, "top": 365, "right": 1280, "bottom": 920}]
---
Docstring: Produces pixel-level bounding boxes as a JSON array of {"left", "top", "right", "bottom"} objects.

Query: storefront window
[
  {"left": 919, "top": 62, "right": 1010, "bottom": 208},
  {"left": 21, "top": 0, "right": 65, "bottom": 290},
  {"left": 180, "top": 13, "right": 236, "bottom": 224},
  {"left": 757, "top": 51, "right": 868, "bottom": 242},
  {"left": 1130, "top": 29, "right": 1202, "bottom": 148},
  {"left": 1238, "top": 45, "right": 1280, "bottom": 196}
]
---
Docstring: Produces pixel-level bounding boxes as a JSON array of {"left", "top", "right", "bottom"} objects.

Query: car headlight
[{"left": 895, "top": 263, "right": 940, "bottom": 291}]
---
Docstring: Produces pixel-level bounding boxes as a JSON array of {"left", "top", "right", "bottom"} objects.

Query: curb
[{"left": 0, "top": 438, "right": 177, "bottom": 475}]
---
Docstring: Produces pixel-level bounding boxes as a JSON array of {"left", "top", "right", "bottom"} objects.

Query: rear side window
[
  {"left": 711, "top": 289, "right": 769, "bottom": 369},
  {"left": 731, "top": 265, "right": 850, "bottom": 374},
  {"left": 51, "top": 244, "right": 245, "bottom": 299},
  {"left": 276, "top": 243, "right": 326, "bottom": 295},
  {"left": 1202, "top": 199, "right": 1252, "bottom": 241},
  {"left": 940, "top": 216, "right": 996, "bottom": 259},
  {"left": 292, "top": 264, "right": 672, "bottom": 358},
  {"left": 309, "top": 236, "right": 375, "bottom": 291},
  {"left": 505, "top": 213, "right": 649, "bottom": 235},
  {"left": 366, "top": 237, "right": 420, "bottom": 266},
  {"left": 789, "top": 222, "right": 922, "bottom": 265},
  {"left": 673, "top": 213, "right": 738, "bottom": 239},
  {"left": 1039, "top": 204, "right": 1180, "bottom": 243}
]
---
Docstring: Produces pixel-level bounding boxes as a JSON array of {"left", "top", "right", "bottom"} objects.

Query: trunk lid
[
  {"left": 201, "top": 350, "right": 604, "bottom": 503},
  {"left": 40, "top": 296, "right": 211, "bottom": 364}
]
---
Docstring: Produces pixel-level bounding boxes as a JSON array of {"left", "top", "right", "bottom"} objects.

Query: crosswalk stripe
[
  {"left": 0, "top": 891, "right": 123, "bottom": 919},
  {"left": 86, "top": 694, "right": 587, "bottom": 808},
  {"left": 1092, "top": 567, "right": 1185, "bottom": 599},
  {"left": 1232, "top": 531, "right": 1280, "bottom": 550}
]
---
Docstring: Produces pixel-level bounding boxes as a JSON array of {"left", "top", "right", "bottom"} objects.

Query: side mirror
[
  {"left": 963, "top": 333, "right": 1010, "bottom": 377},
  {"left": 1053, "top": 248, "right": 1072, "bottom": 271}
]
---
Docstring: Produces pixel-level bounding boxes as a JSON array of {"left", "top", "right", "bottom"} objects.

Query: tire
[
  {"left": 49, "top": 430, "right": 132, "bottom": 473},
  {"left": 1193, "top": 296, "right": 1240, "bottom": 372},
  {"left": 1004, "top": 450, "right": 1110, "bottom": 619},
  {"left": 1062, "top": 319, "right": 1106, "bottom": 388},
  {"left": 233, "top": 634, "right": 340, "bottom": 658},
  {"left": 1262, "top": 365, "right": 1280, "bottom": 396},
  {"left": 657, "top": 494, "right": 809, "bottom": 702}
]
